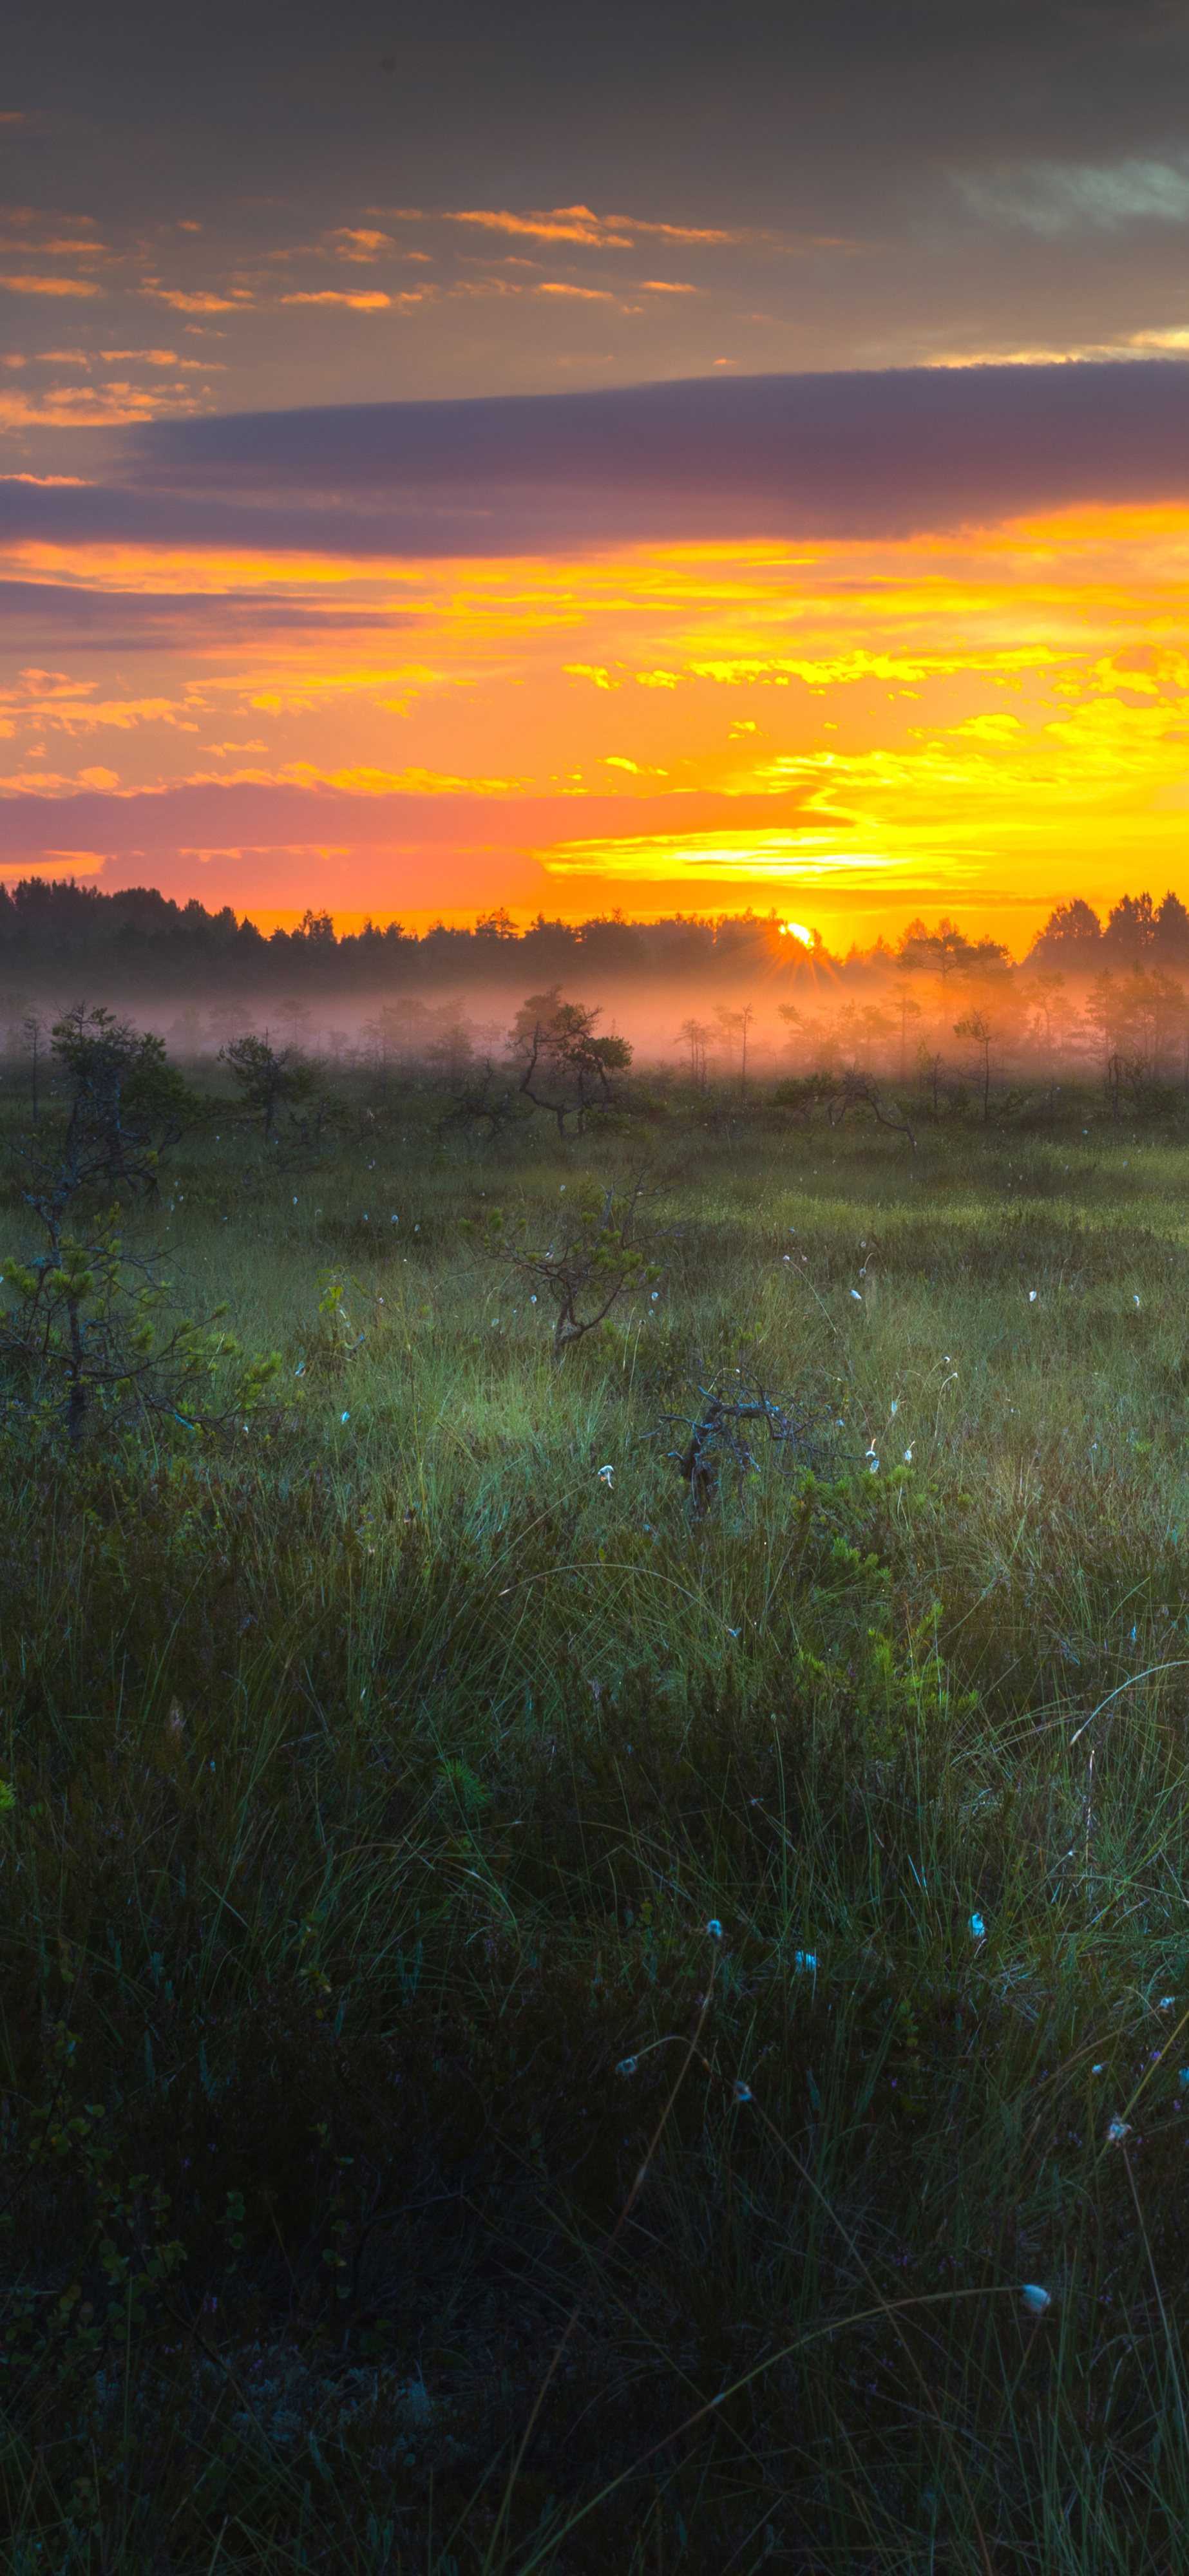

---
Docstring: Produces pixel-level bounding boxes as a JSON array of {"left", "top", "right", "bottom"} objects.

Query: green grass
[{"left": 3, "top": 1077, "right": 1189, "bottom": 2570}]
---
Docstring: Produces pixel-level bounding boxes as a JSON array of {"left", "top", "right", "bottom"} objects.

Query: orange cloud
[
  {"left": 329, "top": 229, "right": 395, "bottom": 260},
  {"left": 611, "top": 213, "right": 761, "bottom": 245},
  {"left": 0, "top": 274, "right": 102, "bottom": 296},
  {"left": 446, "top": 205, "right": 635, "bottom": 248},
  {"left": 537, "top": 282, "right": 618, "bottom": 302},
  {"left": 98, "top": 348, "right": 219, "bottom": 370},
  {"left": 142, "top": 288, "right": 247, "bottom": 312},
  {"left": 425, "top": 204, "right": 758, "bottom": 250},
  {"left": 0, "top": 237, "right": 110, "bottom": 258},
  {"left": 0, "top": 383, "right": 208, "bottom": 427},
  {"left": 280, "top": 290, "right": 393, "bottom": 310}
]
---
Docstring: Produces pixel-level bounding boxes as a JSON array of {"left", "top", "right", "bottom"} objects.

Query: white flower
[
  {"left": 850, "top": 1289, "right": 862, "bottom": 1302},
  {"left": 794, "top": 1949, "right": 817, "bottom": 1972},
  {"left": 1107, "top": 2116, "right": 1131, "bottom": 2145},
  {"left": 341, "top": 1411, "right": 350, "bottom": 1425},
  {"left": 1029, "top": 1291, "right": 1038, "bottom": 1303},
  {"left": 970, "top": 1912, "right": 985, "bottom": 1939},
  {"left": 904, "top": 1446, "right": 913, "bottom": 1463},
  {"left": 596, "top": 1464, "right": 614, "bottom": 1485},
  {"left": 1021, "top": 2284, "right": 1051, "bottom": 2316}
]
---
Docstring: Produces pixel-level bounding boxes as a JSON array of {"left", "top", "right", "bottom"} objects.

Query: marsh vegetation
[{"left": 2, "top": 1016, "right": 1189, "bottom": 2571}]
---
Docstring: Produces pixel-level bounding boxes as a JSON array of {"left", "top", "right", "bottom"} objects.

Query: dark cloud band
[{"left": 8, "top": 361, "right": 1189, "bottom": 556}]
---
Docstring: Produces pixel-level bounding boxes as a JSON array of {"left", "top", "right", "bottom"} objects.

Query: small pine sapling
[
  {"left": 772, "top": 1066, "right": 917, "bottom": 1152},
  {"left": 306, "top": 1266, "right": 376, "bottom": 1377},
  {"left": 510, "top": 992, "right": 633, "bottom": 1137},
  {"left": 219, "top": 1030, "right": 315, "bottom": 1137},
  {"left": 0, "top": 1208, "right": 280, "bottom": 1448},
  {"left": 461, "top": 1174, "right": 660, "bottom": 1359},
  {"left": 654, "top": 1369, "right": 833, "bottom": 1515}
]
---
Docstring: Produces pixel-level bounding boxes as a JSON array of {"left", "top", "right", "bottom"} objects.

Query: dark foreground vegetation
[{"left": 3, "top": 1007, "right": 1189, "bottom": 2571}]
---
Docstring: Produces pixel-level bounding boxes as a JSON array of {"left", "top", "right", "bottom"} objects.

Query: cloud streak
[
  {"left": 0, "top": 274, "right": 103, "bottom": 297},
  {"left": 4, "top": 360, "right": 1186, "bottom": 559},
  {"left": 428, "top": 203, "right": 752, "bottom": 250},
  {"left": 960, "top": 156, "right": 1189, "bottom": 236}
]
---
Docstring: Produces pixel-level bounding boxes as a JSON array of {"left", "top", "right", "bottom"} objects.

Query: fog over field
[{"left": 3, "top": 881, "right": 1187, "bottom": 1120}]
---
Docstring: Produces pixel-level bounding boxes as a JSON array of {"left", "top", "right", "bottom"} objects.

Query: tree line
[
  {"left": 3, "top": 872, "right": 1188, "bottom": 1013},
  {"left": 0, "top": 883, "right": 810, "bottom": 998},
  {"left": 1027, "top": 890, "right": 1189, "bottom": 965}
]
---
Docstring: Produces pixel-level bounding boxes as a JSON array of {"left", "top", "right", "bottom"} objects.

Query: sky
[{"left": 4, "top": 0, "right": 1189, "bottom": 947}]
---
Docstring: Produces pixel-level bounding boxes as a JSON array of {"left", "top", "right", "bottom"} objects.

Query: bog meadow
[{"left": 3, "top": 898, "right": 1189, "bottom": 2573}]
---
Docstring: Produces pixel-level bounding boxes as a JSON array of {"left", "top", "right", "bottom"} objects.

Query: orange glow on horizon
[{"left": 3, "top": 501, "right": 1189, "bottom": 942}]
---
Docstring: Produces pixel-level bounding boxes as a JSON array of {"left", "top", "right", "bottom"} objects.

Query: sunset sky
[{"left": 5, "top": 1, "right": 1189, "bottom": 949}]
